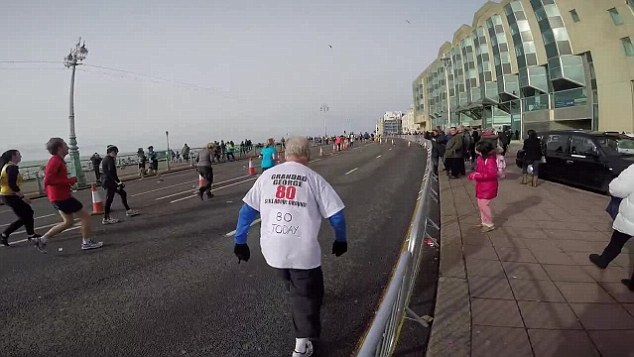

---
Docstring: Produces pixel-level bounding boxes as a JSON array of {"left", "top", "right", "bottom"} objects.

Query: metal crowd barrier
[{"left": 356, "top": 135, "right": 438, "bottom": 357}]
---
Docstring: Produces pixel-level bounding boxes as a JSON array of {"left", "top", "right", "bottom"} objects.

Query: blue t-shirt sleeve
[
  {"left": 328, "top": 209, "right": 347, "bottom": 242},
  {"left": 235, "top": 203, "right": 260, "bottom": 244}
]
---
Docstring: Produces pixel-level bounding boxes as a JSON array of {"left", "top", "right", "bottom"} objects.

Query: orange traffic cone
[
  {"left": 319, "top": 146, "right": 323, "bottom": 157},
  {"left": 248, "top": 158, "right": 256, "bottom": 175},
  {"left": 198, "top": 174, "right": 206, "bottom": 188},
  {"left": 90, "top": 183, "right": 104, "bottom": 216},
  {"left": 408, "top": 140, "right": 411, "bottom": 148}
]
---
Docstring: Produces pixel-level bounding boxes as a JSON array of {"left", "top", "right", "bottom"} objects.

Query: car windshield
[{"left": 596, "top": 136, "right": 634, "bottom": 155}]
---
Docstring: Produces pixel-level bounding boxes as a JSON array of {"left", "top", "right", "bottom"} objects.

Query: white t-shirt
[{"left": 243, "top": 161, "right": 345, "bottom": 269}]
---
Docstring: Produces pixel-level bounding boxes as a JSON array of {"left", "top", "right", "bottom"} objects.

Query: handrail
[{"left": 356, "top": 135, "right": 434, "bottom": 357}]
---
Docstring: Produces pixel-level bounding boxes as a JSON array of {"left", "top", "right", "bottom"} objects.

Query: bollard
[
  {"left": 90, "top": 183, "right": 104, "bottom": 215},
  {"left": 248, "top": 158, "right": 256, "bottom": 175}
]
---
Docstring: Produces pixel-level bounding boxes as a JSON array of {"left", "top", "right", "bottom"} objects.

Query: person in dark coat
[
  {"left": 90, "top": 153, "right": 102, "bottom": 183},
  {"left": 521, "top": 130, "right": 543, "bottom": 187},
  {"left": 101, "top": 145, "right": 139, "bottom": 224},
  {"left": 444, "top": 127, "right": 464, "bottom": 178}
]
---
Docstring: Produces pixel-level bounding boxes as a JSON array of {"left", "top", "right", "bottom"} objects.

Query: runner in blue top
[{"left": 260, "top": 138, "right": 277, "bottom": 172}]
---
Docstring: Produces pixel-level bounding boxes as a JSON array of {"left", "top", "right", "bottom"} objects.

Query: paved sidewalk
[{"left": 428, "top": 150, "right": 634, "bottom": 357}]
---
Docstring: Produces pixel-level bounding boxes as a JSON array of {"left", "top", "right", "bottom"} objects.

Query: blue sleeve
[
  {"left": 235, "top": 203, "right": 260, "bottom": 244},
  {"left": 328, "top": 210, "right": 347, "bottom": 242}
]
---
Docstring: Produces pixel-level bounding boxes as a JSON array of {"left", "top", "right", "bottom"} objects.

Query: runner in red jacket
[{"left": 32, "top": 138, "right": 103, "bottom": 253}]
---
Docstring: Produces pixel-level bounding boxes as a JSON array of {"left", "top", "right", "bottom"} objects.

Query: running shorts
[{"left": 52, "top": 197, "right": 83, "bottom": 214}]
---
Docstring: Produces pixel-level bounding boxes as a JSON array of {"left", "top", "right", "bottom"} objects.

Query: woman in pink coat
[{"left": 468, "top": 140, "right": 499, "bottom": 232}]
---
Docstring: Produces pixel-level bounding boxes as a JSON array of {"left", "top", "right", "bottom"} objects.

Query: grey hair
[
  {"left": 46, "top": 137, "right": 66, "bottom": 155},
  {"left": 284, "top": 136, "right": 311, "bottom": 160}
]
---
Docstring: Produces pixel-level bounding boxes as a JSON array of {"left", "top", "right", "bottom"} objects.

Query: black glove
[
  {"left": 332, "top": 241, "right": 347, "bottom": 257},
  {"left": 234, "top": 243, "right": 250, "bottom": 263}
]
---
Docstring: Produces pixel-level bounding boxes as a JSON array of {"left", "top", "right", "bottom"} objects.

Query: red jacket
[
  {"left": 44, "top": 155, "right": 76, "bottom": 202},
  {"left": 468, "top": 154, "right": 499, "bottom": 199}
]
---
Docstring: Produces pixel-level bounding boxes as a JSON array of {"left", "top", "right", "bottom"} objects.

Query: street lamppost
[
  {"left": 440, "top": 56, "right": 452, "bottom": 129},
  {"left": 165, "top": 131, "right": 171, "bottom": 171},
  {"left": 320, "top": 104, "right": 329, "bottom": 137},
  {"left": 64, "top": 38, "right": 88, "bottom": 187}
]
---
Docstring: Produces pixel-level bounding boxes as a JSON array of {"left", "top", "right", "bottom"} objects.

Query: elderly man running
[{"left": 232, "top": 136, "right": 348, "bottom": 357}]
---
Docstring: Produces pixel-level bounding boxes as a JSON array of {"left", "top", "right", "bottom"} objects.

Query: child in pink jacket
[{"left": 468, "top": 140, "right": 499, "bottom": 232}]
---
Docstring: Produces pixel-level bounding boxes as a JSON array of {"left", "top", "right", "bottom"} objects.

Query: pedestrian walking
[
  {"left": 181, "top": 144, "right": 190, "bottom": 162},
  {"left": 101, "top": 145, "right": 139, "bottom": 224},
  {"left": 232, "top": 136, "right": 348, "bottom": 356},
  {"left": 90, "top": 152, "right": 102, "bottom": 183},
  {"left": 590, "top": 163, "right": 634, "bottom": 290},
  {"left": 468, "top": 140, "right": 499, "bottom": 233},
  {"left": 0, "top": 150, "right": 41, "bottom": 246},
  {"left": 226, "top": 141, "right": 236, "bottom": 162},
  {"left": 137, "top": 148, "right": 147, "bottom": 179},
  {"left": 430, "top": 130, "right": 441, "bottom": 175},
  {"left": 196, "top": 143, "right": 215, "bottom": 200},
  {"left": 147, "top": 146, "right": 162, "bottom": 182},
  {"left": 521, "top": 130, "right": 543, "bottom": 186},
  {"left": 260, "top": 138, "right": 277, "bottom": 172},
  {"left": 444, "top": 127, "right": 464, "bottom": 178},
  {"left": 33, "top": 138, "right": 103, "bottom": 253}
]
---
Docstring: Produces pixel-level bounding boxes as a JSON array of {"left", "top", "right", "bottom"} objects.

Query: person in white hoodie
[{"left": 589, "top": 164, "right": 634, "bottom": 291}]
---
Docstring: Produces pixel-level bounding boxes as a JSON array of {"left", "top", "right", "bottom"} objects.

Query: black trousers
[
  {"left": 277, "top": 267, "right": 325, "bottom": 338},
  {"left": 104, "top": 185, "right": 130, "bottom": 218},
  {"left": 94, "top": 167, "right": 100, "bottom": 182},
  {"left": 197, "top": 166, "right": 214, "bottom": 195},
  {"left": 599, "top": 229, "right": 632, "bottom": 265},
  {"left": 2, "top": 195, "right": 35, "bottom": 236},
  {"left": 447, "top": 158, "right": 464, "bottom": 177}
]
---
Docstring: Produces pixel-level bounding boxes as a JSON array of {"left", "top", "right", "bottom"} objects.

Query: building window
[
  {"left": 621, "top": 37, "right": 634, "bottom": 56},
  {"left": 609, "top": 8, "right": 623, "bottom": 25},
  {"left": 570, "top": 9, "right": 580, "bottom": 22}
]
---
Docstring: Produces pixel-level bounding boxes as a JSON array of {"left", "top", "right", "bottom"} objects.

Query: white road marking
[
  {"left": 225, "top": 218, "right": 262, "bottom": 237},
  {"left": 345, "top": 168, "right": 359, "bottom": 175},
  {"left": 5, "top": 225, "right": 81, "bottom": 246},
  {"left": 389, "top": 148, "right": 393, "bottom": 151},
  {"left": 155, "top": 175, "right": 254, "bottom": 201},
  {"left": 169, "top": 177, "right": 257, "bottom": 203},
  {"left": 131, "top": 181, "right": 196, "bottom": 197},
  {"left": 0, "top": 213, "right": 56, "bottom": 228},
  {"left": 0, "top": 210, "right": 10, "bottom": 214},
  {"left": 137, "top": 174, "right": 251, "bottom": 198},
  {"left": 376, "top": 155, "right": 382, "bottom": 159},
  {"left": 309, "top": 158, "right": 322, "bottom": 163}
]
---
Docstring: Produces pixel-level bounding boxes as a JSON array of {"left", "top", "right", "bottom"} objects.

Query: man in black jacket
[
  {"left": 521, "top": 130, "right": 543, "bottom": 186},
  {"left": 101, "top": 145, "right": 139, "bottom": 224},
  {"left": 90, "top": 153, "right": 102, "bottom": 183}
]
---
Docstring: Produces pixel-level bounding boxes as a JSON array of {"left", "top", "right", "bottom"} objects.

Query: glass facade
[
  {"left": 608, "top": 8, "right": 623, "bottom": 26},
  {"left": 530, "top": 0, "right": 585, "bottom": 89},
  {"left": 622, "top": 37, "right": 634, "bottom": 57},
  {"left": 417, "top": 0, "right": 596, "bottom": 133}
]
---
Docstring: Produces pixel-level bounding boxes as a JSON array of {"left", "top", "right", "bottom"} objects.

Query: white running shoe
[
  {"left": 292, "top": 340, "right": 313, "bottom": 357},
  {"left": 126, "top": 209, "right": 140, "bottom": 217},
  {"left": 81, "top": 240, "right": 104, "bottom": 250},
  {"left": 102, "top": 218, "right": 120, "bottom": 225}
]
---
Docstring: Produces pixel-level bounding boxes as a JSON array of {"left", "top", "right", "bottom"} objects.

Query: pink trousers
[{"left": 477, "top": 198, "right": 493, "bottom": 226}]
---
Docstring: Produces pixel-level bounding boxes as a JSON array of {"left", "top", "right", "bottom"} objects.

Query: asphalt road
[{"left": 0, "top": 139, "right": 427, "bottom": 357}]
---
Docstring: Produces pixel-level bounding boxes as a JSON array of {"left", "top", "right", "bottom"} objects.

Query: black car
[{"left": 516, "top": 130, "right": 634, "bottom": 193}]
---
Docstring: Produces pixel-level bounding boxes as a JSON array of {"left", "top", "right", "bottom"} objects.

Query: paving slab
[{"left": 427, "top": 144, "right": 634, "bottom": 356}]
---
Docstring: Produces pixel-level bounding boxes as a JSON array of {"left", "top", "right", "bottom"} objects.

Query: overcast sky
[{"left": 1, "top": 0, "right": 486, "bottom": 160}]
